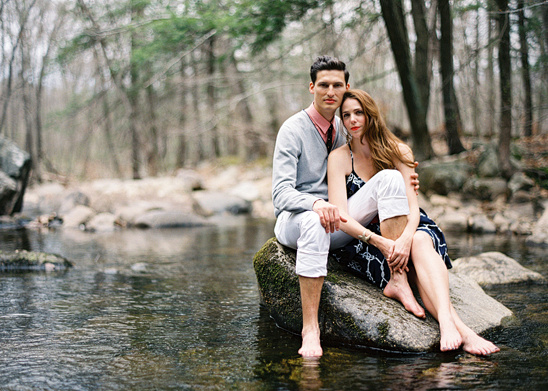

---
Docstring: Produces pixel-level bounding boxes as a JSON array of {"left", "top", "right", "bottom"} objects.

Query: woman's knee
[
  {"left": 376, "top": 169, "right": 405, "bottom": 183},
  {"left": 413, "top": 231, "right": 433, "bottom": 249},
  {"left": 375, "top": 169, "right": 406, "bottom": 195},
  {"left": 411, "top": 231, "right": 439, "bottom": 268}
]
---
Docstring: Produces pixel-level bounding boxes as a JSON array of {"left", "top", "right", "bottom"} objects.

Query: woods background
[{"left": 1, "top": 0, "right": 546, "bottom": 182}]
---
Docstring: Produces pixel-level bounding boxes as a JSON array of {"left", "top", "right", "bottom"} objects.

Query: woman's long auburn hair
[{"left": 340, "top": 89, "right": 415, "bottom": 173}]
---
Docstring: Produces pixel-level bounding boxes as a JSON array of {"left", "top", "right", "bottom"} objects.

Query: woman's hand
[
  {"left": 388, "top": 234, "right": 413, "bottom": 272},
  {"left": 371, "top": 235, "right": 396, "bottom": 261}
]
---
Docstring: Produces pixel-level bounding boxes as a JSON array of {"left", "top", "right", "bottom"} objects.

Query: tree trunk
[
  {"left": 518, "top": 0, "right": 533, "bottom": 137},
  {"left": 473, "top": 7, "right": 480, "bottom": 136},
  {"left": 539, "top": 3, "right": 548, "bottom": 134},
  {"left": 129, "top": 5, "right": 142, "bottom": 180},
  {"left": 34, "top": 15, "right": 63, "bottom": 182},
  {"left": 379, "top": 0, "right": 434, "bottom": 161},
  {"left": 145, "top": 83, "right": 160, "bottom": 176},
  {"left": 92, "top": 45, "right": 122, "bottom": 178},
  {"left": 229, "top": 54, "right": 258, "bottom": 161},
  {"left": 486, "top": 8, "right": 496, "bottom": 138},
  {"left": 0, "top": 0, "right": 36, "bottom": 134},
  {"left": 191, "top": 50, "right": 205, "bottom": 163},
  {"left": 206, "top": 35, "right": 220, "bottom": 158},
  {"left": 438, "top": 0, "right": 466, "bottom": 154},
  {"left": 410, "top": 0, "right": 432, "bottom": 112},
  {"left": 177, "top": 59, "right": 188, "bottom": 168},
  {"left": 20, "top": 35, "right": 34, "bottom": 167},
  {"left": 77, "top": 0, "right": 140, "bottom": 178},
  {"left": 495, "top": 0, "right": 513, "bottom": 178}
]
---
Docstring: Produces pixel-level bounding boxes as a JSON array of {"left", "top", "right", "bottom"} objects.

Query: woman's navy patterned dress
[{"left": 329, "top": 149, "right": 452, "bottom": 290}]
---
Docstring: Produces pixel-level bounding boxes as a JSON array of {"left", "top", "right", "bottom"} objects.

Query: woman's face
[{"left": 341, "top": 98, "right": 366, "bottom": 137}]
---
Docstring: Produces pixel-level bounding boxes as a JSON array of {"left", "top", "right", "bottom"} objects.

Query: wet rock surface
[
  {"left": 0, "top": 250, "right": 73, "bottom": 272},
  {"left": 253, "top": 238, "right": 514, "bottom": 352}
]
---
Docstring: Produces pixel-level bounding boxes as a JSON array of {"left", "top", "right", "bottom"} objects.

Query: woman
[{"left": 327, "top": 89, "right": 499, "bottom": 356}]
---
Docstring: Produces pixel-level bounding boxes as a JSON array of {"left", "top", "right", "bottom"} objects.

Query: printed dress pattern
[
  {"left": 331, "top": 149, "right": 452, "bottom": 290},
  {"left": 330, "top": 209, "right": 452, "bottom": 290}
]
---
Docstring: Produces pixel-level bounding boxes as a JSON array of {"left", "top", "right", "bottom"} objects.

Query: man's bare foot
[
  {"left": 461, "top": 332, "right": 500, "bottom": 356},
  {"left": 439, "top": 318, "right": 463, "bottom": 351},
  {"left": 383, "top": 273, "right": 426, "bottom": 319},
  {"left": 298, "top": 328, "right": 323, "bottom": 357}
]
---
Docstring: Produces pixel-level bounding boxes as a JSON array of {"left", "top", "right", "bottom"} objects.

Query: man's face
[{"left": 309, "top": 70, "right": 349, "bottom": 119}]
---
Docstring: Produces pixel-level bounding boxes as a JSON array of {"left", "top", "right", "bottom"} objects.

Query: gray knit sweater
[{"left": 272, "top": 110, "right": 345, "bottom": 217}]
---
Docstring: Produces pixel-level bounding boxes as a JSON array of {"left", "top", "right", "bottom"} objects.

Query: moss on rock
[
  {"left": 253, "top": 237, "right": 513, "bottom": 352},
  {"left": 0, "top": 250, "right": 73, "bottom": 272}
]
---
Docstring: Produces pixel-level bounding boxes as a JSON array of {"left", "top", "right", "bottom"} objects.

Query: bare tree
[
  {"left": 518, "top": 0, "right": 533, "bottom": 137},
  {"left": 379, "top": 0, "right": 434, "bottom": 161},
  {"left": 438, "top": 0, "right": 466, "bottom": 154},
  {"left": 495, "top": 0, "right": 514, "bottom": 178},
  {"left": 0, "top": 0, "right": 37, "bottom": 135}
]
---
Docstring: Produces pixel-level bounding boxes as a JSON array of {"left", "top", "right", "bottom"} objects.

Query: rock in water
[
  {"left": 451, "top": 251, "right": 546, "bottom": 287},
  {"left": 253, "top": 238, "right": 513, "bottom": 353},
  {"left": 0, "top": 135, "right": 31, "bottom": 215},
  {"left": 0, "top": 250, "right": 73, "bottom": 272}
]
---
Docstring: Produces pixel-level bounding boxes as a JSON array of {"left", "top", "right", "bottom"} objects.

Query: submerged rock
[
  {"left": 0, "top": 250, "right": 73, "bottom": 272},
  {"left": 253, "top": 238, "right": 513, "bottom": 353}
]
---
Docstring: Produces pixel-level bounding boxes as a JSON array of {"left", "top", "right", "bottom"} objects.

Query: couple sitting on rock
[{"left": 272, "top": 55, "right": 499, "bottom": 358}]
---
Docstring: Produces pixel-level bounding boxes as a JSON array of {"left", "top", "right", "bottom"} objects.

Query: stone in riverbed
[
  {"left": 192, "top": 190, "right": 251, "bottom": 215},
  {"left": 253, "top": 238, "right": 513, "bottom": 353},
  {"left": 526, "top": 204, "right": 548, "bottom": 247},
  {"left": 0, "top": 250, "right": 73, "bottom": 272},
  {"left": 133, "top": 210, "right": 210, "bottom": 229},
  {"left": 0, "top": 135, "right": 31, "bottom": 215},
  {"left": 452, "top": 251, "right": 546, "bottom": 287}
]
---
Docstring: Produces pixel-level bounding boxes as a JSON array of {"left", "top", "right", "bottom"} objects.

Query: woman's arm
[
  {"left": 327, "top": 148, "right": 397, "bottom": 257},
  {"left": 388, "top": 143, "right": 421, "bottom": 271}
]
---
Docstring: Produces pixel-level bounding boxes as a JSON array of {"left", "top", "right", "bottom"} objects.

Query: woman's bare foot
[
  {"left": 298, "top": 328, "right": 323, "bottom": 357},
  {"left": 461, "top": 332, "right": 500, "bottom": 356},
  {"left": 383, "top": 272, "right": 426, "bottom": 319},
  {"left": 439, "top": 317, "right": 463, "bottom": 351}
]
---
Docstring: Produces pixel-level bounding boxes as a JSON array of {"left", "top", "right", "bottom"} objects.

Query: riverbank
[{"left": 7, "top": 136, "right": 546, "bottom": 247}]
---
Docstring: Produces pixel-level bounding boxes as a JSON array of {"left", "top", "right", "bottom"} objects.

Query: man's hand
[
  {"left": 411, "top": 161, "right": 420, "bottom": 194},
  {"left": 313, "top": 199, "right": 346, "bottom": 233}
]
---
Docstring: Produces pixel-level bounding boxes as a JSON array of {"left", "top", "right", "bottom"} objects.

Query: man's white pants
[{"left": 274, "top": 169, "right": 410, "bottom": 277}]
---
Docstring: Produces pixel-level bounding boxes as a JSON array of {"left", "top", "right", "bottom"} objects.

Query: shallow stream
[{"left": 0, "top": 218, "right": 546, "bottom": 390}]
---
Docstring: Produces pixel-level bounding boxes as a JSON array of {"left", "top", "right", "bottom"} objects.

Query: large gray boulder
[
  {"left": 0, "top": 135, "right": 31, "bottom": 215},
  {"left": 451, "top": 251, "right": 545, "bottom": 287},
  {"left": 463, "top": 177, "right": 508, "bottom": 201},
  {"left": 416, "top": 157, "right": 474, "bottom": 196},
  {"left": 254, "top": 238, "right": 513, "bottom": 353},
  {"left": 526, "top": 203, "right": 548, "bottom": 247}
]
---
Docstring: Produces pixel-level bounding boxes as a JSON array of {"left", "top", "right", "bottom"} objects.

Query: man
[{"left": 272, "top": 56, "right": 419, "bottom": 357}]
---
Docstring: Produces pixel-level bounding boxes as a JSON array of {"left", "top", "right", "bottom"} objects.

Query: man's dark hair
[{"left": 310, "top": 55, "right": 349, "bottom": 84}]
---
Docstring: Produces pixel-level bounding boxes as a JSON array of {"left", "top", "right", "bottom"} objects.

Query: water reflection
[{"left": 300, "top": 358, "right": 322, "bottom": 390}]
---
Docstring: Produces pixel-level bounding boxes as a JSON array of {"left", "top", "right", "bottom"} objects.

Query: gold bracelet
[{"left": 358, "top": 229, "right": 373, "bottom": 244}]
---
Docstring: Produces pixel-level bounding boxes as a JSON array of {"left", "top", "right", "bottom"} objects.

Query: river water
[{"left": 0, "top": 218, "right": 546, "bottom": 390}]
